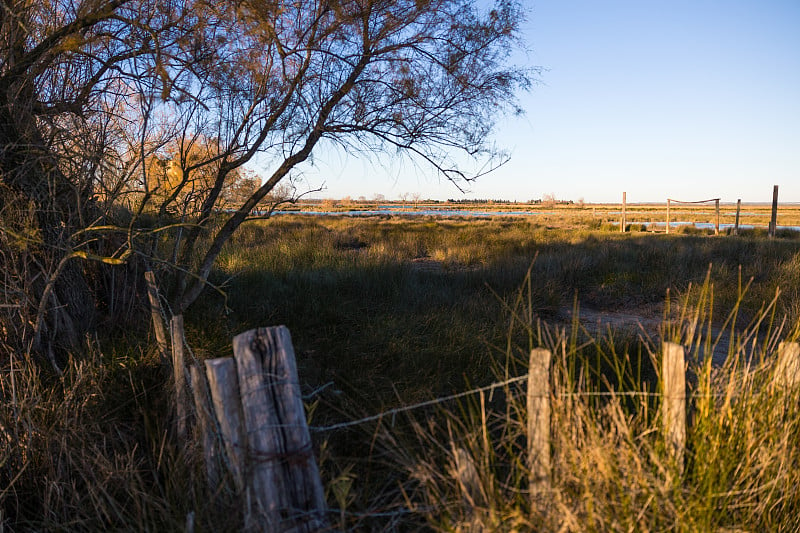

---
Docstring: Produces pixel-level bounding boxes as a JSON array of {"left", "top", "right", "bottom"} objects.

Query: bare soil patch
[{"left": 558, "top": 303, "right": 664, "bottom": 338}]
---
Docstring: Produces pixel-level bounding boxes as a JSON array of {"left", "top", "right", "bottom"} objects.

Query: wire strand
[
  {"left": 309, "top": 375, "right": 529, "bottom": 432},
  {"left": 308, "top": 377, "right": 755, "bottom": 433}
]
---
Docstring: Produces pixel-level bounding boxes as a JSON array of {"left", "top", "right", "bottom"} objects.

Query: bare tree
[
  {"left": 0, "top": 0, "right": 531, "bottom": 362},
  {"left": 0, "top": 0, "right": 184, "bottom": 362}
]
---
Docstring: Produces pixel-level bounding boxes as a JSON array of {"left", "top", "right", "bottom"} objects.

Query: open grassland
[
  {"left": 3, "top": 214, "right": 800, "bottom": 530},
  {"left": 209, "top": 214, "right": 800, "bottom": 386},
  {"left": 296, "top": 200, "right": 800, "bottom": 230}
]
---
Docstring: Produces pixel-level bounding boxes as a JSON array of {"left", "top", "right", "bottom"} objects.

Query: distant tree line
[
  {"left": 530, "top": 198, "right": 575, "bottom": 205},
  {"left": 447, "top": 198, "right": 514, "bottom": 204},
  {"left": 445, "top": 198, "right": 577, "bottom": 205}
]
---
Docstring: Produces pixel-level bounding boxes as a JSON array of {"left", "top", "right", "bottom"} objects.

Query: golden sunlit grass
[{"left": 384, "top": 274, "right": 800, "bottom": 531}]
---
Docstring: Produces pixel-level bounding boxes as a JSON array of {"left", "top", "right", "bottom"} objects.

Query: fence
[
  {"left": 146, "top": 253, "right": 800, "bottom": 530},
  {"left": 617, "top": 186, "right": 784, "bottom": 237},
  {"left": 666, "top": 198, "right": 721, "bottom": 235},
  {"left": 159, "top": 307, "right": 800, "bottom": 530},
  {"left": 164, "top": 316, "right": 328, "bottom": 532}
]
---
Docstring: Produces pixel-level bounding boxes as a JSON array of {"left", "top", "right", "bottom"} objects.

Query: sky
[{"left": 278, "top": 1, "right": 800, "bottom": 203}]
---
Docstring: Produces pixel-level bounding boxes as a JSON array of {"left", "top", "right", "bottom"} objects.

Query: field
[
  {"left": 3, "top": 207, "right": 800, "bottom": 530},
  {"left": 296, "top": 199, "right": 800, "bottom": 231}
]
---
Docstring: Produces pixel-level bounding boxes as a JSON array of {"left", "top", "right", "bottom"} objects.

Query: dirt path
[
  {"left": 557, "top": 303, "right": 732, "bottom": 365},
  {"left": 558, "top": 304, "right": 664, "bottom": 338}
]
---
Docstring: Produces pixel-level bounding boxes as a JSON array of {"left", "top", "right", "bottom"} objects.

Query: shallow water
[
  {"left": 268, "top": 207, "right": 800, "bottom": 232},
  {"left": 273, "top": 207, "right": 554, "bottom": 217}
]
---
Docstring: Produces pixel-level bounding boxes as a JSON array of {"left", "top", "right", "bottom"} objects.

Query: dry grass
[
  {"left": 0, "top": 345, "right": 244, "bottom": 530},
  {"left": 4, "top": 214, "right": 800, "bottom": 530},
  {"left": 382, "top": 275, "right": 800, "bottom": 531}
]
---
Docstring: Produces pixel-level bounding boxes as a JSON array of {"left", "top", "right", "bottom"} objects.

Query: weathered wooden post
[
  {"left": 734, "top": 199, "right": 741, "bottom": 236},
  {"left": 666, "top": 199, "right": 671, "bottom": 234},
  {"left": 714, "top": 199, "right": 720, "bottom": 235},
  {"left": 205, "top": 357, "right": 247, "bottom": 494},
  {"left": 171, "top": 315, "right": 189, "bottom": 441},
  {"left": 233, "top": 326, "right": 327, "bottom": 532},
  {"left": 145, "top": 270, "right": 169, "bottom": 364},
  {"left": 189, "top": 364, "right": 220, "bottom": 487},
  {"left": 769, "top": 185, "right": 779, "bottom": 238},
  {"left": 620, "top": 192, "right": 627, "bottom": 233},
  {"left": 662, "top": 342, "right": 686, "bottom": 472},
  {"left": 527, "top": 348, "right": 552, "bottom": 500}
]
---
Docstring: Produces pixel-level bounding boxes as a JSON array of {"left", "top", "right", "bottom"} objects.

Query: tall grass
[
  {"left": 383, "top": 272, "right": 800, "bottom": 531},
  {"left": 3, "top": 214, "right": 800, "bottom": 530}
]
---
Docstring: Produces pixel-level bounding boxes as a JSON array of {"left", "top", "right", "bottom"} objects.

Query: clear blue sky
[{"left": 286, "top": 1, "right": 800, "bottom": 203}]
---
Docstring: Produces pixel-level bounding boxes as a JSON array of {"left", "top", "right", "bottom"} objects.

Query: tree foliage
[{"left": 0, "top": 0, "right": 530, "bottom": 364}]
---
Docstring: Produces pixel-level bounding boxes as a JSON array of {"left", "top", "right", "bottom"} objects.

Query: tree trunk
[{"left": 0, "top": 100, "right": 96, "bottom": 363}]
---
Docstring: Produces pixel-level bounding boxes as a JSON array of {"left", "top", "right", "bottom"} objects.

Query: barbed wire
[
  {"left": 305, "top": 375, "right": 764, "bottom": 434},
  {"left": 308, "top": 375, "right": 529, "bottom": 432},
  {"left": 168, "top": 361, "right": 794, "bottom": 455},
  {"left": 667, "top": 198, "right": 721, "bottom": 204}
]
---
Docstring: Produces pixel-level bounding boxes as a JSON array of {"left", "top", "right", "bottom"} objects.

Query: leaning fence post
[
  {"left": 233, "top": 326, "right": 327, "bottom": 532},
  {"left": 714, "top": 199, "right": 720, "bottom": 236},
  {"left": 205, "top": 357, "right": 247, "bottom": 495},
  {"left": 189, "top": 364, "right": 220, "bottom": 488},
  {"left": 527, "top": 348, "right": 552, "bottom": 500},
  {"left": 145, "top": 270, "right": 169, "bottom": 364},
  {"left": 662, "top": 342, "right": 686, "bottom": 472},
  {"left": 171, "top": 315, "right": 189, "bottom": 442},
  {"left": 734, "top": 199, "right": 741, "bottom": 236}
]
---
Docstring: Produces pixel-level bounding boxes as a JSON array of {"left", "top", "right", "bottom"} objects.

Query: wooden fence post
[
  {"left": 769, "top": 185, "right": 779, "bottom": 238},
  {"left": 527, "top": 348, "right": 552, "bottom": 500},
  {"left": 734, "top": 199, "right": 741, "bottom": 236},
  {"left": 145, "top": 270, "right": 169, "bottom": 364},
  {"left": 205, "top": 357, "right": 247, "bottom": 494},
  {"left": 714, "top": 199, "right": 720, "bottom": 236},
  {"left": 171, "top": 315, "right": 189, "bottom": 442},
  {"left": 189, "top": 364, "right": 220, "bottom": 488},
  {"left": 662, "top": 342, "right": 686, "bottom": 472},
  {"left": 666, "top": 199, "right": 671, "bottom": 234},
  {"left": 233, "top": 326, "right": 327, "bottom": 532},
  {"left": 620, "top": 192, "right": 627, "bottom": 233}
]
